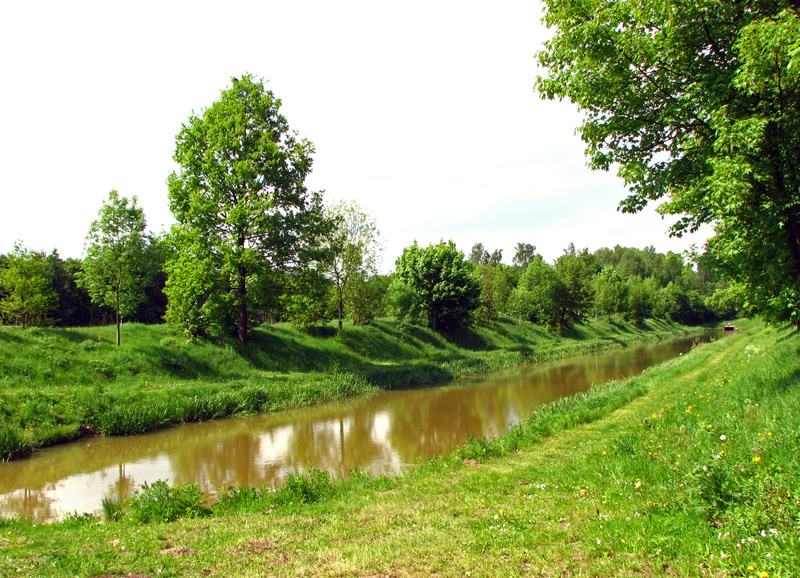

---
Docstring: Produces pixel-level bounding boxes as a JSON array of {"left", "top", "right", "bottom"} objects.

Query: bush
[{"left": 127, "top": 480, "right": 210, "bottom": 523}]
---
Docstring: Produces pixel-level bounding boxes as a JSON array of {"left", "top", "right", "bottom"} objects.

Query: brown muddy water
[{"left": 0, "top": 335, "right": 710, "bottom": 522}]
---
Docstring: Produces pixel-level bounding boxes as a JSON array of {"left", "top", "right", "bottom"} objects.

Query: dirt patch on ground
[
  {"left": 89, "top": 574, "right": 154, "bottom": 578},
  {"left": 159, "top": 545, "right": 197, "bottom": 557}
]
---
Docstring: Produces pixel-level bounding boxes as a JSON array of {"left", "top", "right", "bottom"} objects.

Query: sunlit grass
[{"left": 3, "top": 325, "right": 796, "bottom": 577}]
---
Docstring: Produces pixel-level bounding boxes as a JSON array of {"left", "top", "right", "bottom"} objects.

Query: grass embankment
[
  {"left": 1, "top": 324, "right": 796, "bottom": 577},
  {"left": 0, "top": 317, "right": 698, "bottom": 460}
]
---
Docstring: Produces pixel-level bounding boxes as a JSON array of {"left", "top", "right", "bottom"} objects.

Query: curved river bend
[{"left": 0, "top": 336, "right": 705, "bottom": 522}]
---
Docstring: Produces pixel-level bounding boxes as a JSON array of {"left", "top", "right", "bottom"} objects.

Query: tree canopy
[
  {"left": 166, "top": 74, "right": 326, "bottom": 343},
  {"left": 80, "top": 191, "right": 149, "bottom": 346},
  {"left": 536, "top": 0, "right": 800, "bottom": 327},
  {"left": 323, "top": 200, "right": 382, "bottom": 331},
  {"left": 0, "top": 243, "right": 55, "bottom": 328},
  {"left": 394, "top": 240, "right": 480, "bottom": 331}
]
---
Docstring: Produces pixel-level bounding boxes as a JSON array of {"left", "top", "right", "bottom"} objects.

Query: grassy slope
[
  {"left": 0, "top": 317, "right": 699, "bottom": 460},
  {"left": 2, "top": 324, "right": 795, "bottom": 577}
]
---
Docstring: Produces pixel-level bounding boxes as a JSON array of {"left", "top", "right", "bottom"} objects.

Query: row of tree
[
  {"left": 0, "top": 69, "right": 757, "bottom": 343},
  {"left": 0, "top": 226, "right": 732, "bottom": 341}
]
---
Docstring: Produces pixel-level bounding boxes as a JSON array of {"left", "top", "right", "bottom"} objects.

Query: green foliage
[
  {"left": 508, "top": 257, "right": 566, "bottom": 330},
  {"left": 323, "top": 200, "right": 382, "bottom": 331},
  {"left": 126, "top": 480, "right": 210, "bottom": 523},
  {"left": 345, "top": 273, "right": 389, "bottom": 325},
  {"left": 79, "top": 190, "right": 149, "bottom": 346},
  {"left": 0, "top": 243, "right": 56, "bottom": 328},
  {"left": 537, "top": 0, "right": 800, "bottom": 327},
  {"left": 272, "top": 469, "right": 337, "bottom": 507},
  {"left": 394, "top": 240, "right": 480, "bottom": 331},
  {"left": 553, "top": 244, "right": 599, "bottom": 325},
  {"left": 100, "top": 495, "right": 124, "bottom": 522},
  {"left": 593, "top": 267, "right": 628, "bottom": 321},
  {"left": 512, "top": 242, "right": 537, "bottom": 268},
  {"left": 281, "top": 268, "right": 332, "bottom": 328},
  {"left": 474, "top": 262, "right": 510, "bottom": 323},
  {"left": 166, "top": 74, "right": 327, "bottom": 344},
  {"left": 383, "top": 277, "right": 421, "bottom": 325}
]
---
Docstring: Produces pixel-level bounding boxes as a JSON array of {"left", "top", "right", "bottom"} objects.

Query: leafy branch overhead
[{"left": 536, "top": 0, "right": 800, "bottom": 327}]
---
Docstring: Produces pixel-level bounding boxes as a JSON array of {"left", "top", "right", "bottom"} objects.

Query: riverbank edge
[
  {"left": 0, "top": 319, "right": 707, "bottom": 462},
  {"left": 5, "top": 325, "right": 790, "bottom": 578}
]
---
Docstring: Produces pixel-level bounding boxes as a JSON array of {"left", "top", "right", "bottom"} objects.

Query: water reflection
[{"left": 0, "top": 337, "right": 700, "bottom": 521}]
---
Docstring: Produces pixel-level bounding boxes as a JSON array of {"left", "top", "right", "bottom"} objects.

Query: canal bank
[
  {"left": 0, "top": 317, "right": 701, "bottom": 462},
  {"left": 1, "top": 335, "right": 707, "bottom": 521},
  {"left": 3, "top": 323, "right": 796, "bottom": 578}
]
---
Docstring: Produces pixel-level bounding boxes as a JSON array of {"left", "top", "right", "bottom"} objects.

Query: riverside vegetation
[
  {"left": 0, "top": 321, "right": 795, "bottom": 577},
  {"left": 0, "top": 316, "right": 696, "bottom": 461}
]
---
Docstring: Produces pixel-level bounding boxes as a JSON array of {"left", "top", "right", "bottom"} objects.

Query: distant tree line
[{"left": 0, "top": 74, "right": 744, "bottom": 343}]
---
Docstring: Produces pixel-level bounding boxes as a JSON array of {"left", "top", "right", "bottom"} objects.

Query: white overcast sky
[{"left": 0, "top": 0, "right": 710, "bottom": 271}]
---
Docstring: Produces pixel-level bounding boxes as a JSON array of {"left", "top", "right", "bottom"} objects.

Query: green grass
[
  {"left": 0, "top": 317, "right": 702, "bottom": 460},
  {"left": 1, "top": 323, "right": 794, "bottom": 577}
]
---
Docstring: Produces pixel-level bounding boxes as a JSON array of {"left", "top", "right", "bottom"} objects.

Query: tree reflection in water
[{"left": 0, "top": 337, "right": 704, "bottom": 522}]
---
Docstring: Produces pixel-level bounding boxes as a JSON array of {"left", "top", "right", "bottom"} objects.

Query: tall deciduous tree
[
  {"left": 508, "top": 257, "right": 568, "bottom": 331},
  {"left": 166, "top": 74, "right": 326, "bottom": 344},
  {"left": 324, "top": 200, "right": 382, "bottom": 331},
  {"left": 475, "top": 262, "right": 510, "bottom": 323},
  {"left": 394, "top": 240, "right": 480, "bottom": 331},
  {"left": 0, "top": 243, "right": 55, "bottom": 328},
  {"left": 536, "top": 0, "right": 800, "bottom": 327},
  {"left": 80, "top": 190, "right": 148, "bottom": 346},
  {"left": 512, "top": 243, "right": 537, "bottom": 268}
]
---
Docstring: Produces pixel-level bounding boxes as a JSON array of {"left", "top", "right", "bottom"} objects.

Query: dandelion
[
  {"left": 760, "top": 572, "right": 769, "bottom": 578},
  {"left": 753, "top": 456, "right": 762, "bottom": 463},
  {"left": 621, "top": 538, "right": 626, "bottom": 544}
]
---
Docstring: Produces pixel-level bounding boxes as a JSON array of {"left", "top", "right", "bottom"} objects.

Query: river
[{"left": 0, "top": 335, "right": 707, "bottom": 522}]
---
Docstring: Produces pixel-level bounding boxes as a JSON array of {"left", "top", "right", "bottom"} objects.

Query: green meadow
[
  {"left": 0, "top": 317, "right": 696, "bottom": 460},
  {"left": 0, "top": 323, "right": 795, "bottom": 577}
]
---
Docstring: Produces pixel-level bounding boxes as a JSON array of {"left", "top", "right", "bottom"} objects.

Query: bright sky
[{"left": 0, "top": 0, "right": 710, "bottom": 271}]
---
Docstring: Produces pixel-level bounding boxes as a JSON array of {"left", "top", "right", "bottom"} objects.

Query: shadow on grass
[
  {"left": 336, "top": 326, "right": 415, "bottom": 361},
  {"left": 444, "top": 326, "right": 488, "bottom": 351}
]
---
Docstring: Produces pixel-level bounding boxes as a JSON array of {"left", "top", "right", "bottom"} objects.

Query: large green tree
[
  {"left": 394, "top": 240, "right": 480, "bottom": 331},
  {"left": 0, "top": 243, "right": 55, "bottom": 328},
  {"left": 508, "top": 257, "right": 569, "bottom": 331},
  {"left": 537, "top": 0, "right": 800, "bottom": 327},
  {"left": 79, "top": 190, "right": 149, "bottom": 346},
  {"left": 166, "top": 74, "right": 326, "bottom": 344}
]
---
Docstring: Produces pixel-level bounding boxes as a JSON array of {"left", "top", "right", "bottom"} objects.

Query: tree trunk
[
  {"left": 337, "top": 286, "right": 344, "bottom": 332},
  {"left": 115, "top": 285, "right": 121, "bottom": 347},
  {"left": 238, "top": 264, "right": 248, "bottom": 346}
]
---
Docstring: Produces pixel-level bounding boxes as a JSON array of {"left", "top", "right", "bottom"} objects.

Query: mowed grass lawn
[{"left": 2, "top": 323, "right": 797, "bottom": 577}]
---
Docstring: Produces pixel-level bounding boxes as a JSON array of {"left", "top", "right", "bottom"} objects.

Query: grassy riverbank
[
  {"left": 0, "top": 317, "right": 699, "bottom": 460},
  {"left": 1, "top": 323, "right": 796, "bottom": 577}
]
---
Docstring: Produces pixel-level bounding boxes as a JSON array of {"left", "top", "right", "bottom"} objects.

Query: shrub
[{"left": 127, "top": 480, "right": 210, "bottom": 523}]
